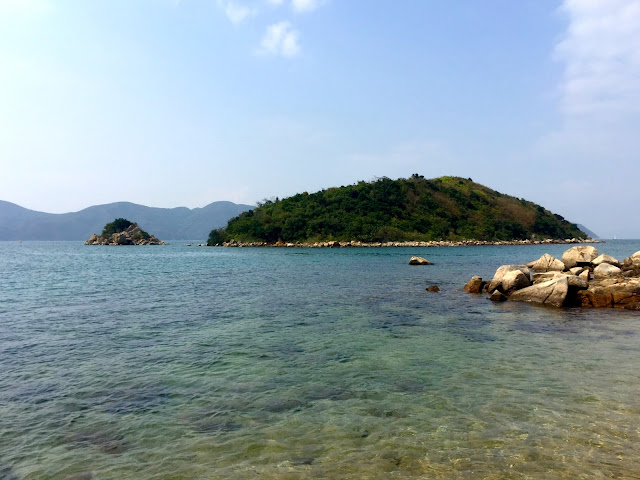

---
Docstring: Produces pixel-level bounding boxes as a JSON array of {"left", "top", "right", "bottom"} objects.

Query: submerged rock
[
  {"left": 426, "top": 285, "right": 440, "bottom": 292},
  {"left": 409, "top": 256, "right": 433, "bottom": 265}
]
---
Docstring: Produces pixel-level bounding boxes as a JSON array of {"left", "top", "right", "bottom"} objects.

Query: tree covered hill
[{"left": 208, "top": 175, "right": 586, "bottom": 244}]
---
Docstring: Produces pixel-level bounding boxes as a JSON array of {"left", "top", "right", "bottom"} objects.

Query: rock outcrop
[
  {"left": 409, "top": 256, "right": 433, "bottom": 265},
  {"left": 593, "top": 263, "right": 622, "bottom": 279},
  {"left": 526, "top": 253, "right": 565, "bottom": 273},
  {"left": 85, "top": 224, "right": 166, "bottom": 246},
  {"left": 592, "top": 254, "right": 620, "bottom": 267},
  {"left": 501, "top": 270, "right": 531, "bottom": 294},
  {"left": 463, "top": 276, "right": 485, "bottom": 293},
  {"left": 561, "top": 245, "right": 599, "bottom": 269},
  {"left": 509, "top": 277, "right": 571, "bottom": 308},
  {"left": 487, "top": 265, "right": 531, "bottom": 293},
  {"left": 464, "top": 245, "right": 640, "bottom": 311}
]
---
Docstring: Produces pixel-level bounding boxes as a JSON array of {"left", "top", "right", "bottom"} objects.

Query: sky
[{"left": 1, "top": 0, "right": 639, "bottom": 238}]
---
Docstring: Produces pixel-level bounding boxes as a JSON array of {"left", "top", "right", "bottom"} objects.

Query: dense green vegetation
[
  {"left": 208, "top": 175, "right": 586, "bottom": 244},
  {"left": 102, "top": 218, "right": 134, "bottom": 236},
  {"left": 101, "top": 218, "right": 150, "bottom": 241}
]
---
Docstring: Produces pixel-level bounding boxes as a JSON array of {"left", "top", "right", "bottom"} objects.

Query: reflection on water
[{"left": 1, "top": 241, "right": 639, "bottom": 479}]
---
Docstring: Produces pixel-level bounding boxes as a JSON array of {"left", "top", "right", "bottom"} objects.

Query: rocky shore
[
  {"left": 85, "top": 224, "right": 166, "bottom": 246},
  {"left": 464, "top": 246, "right": 640, "bottom": 310},
  {"left": 209, "top": 237, "right": 600, "bottom": 248}
]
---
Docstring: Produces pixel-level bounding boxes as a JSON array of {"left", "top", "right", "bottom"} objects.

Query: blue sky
[{"left": 1, "top": 0, "right": 639, "bottom": 238}]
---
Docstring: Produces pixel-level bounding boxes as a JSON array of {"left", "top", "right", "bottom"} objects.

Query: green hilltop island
[
  {"left": 85, "top": 218, "right": 166, "bottom": 245},
  {"left": 207, "top": 175, "right": 593, "bottom": 247}
]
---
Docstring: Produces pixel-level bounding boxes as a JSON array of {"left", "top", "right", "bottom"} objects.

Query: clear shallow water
[{"left": 1, "top": 240, "right": 640, "bottom": 479}]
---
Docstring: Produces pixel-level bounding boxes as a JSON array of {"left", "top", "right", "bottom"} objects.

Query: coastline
[{"left": 207, "top": 238, "right": 602, "bottom": 248}]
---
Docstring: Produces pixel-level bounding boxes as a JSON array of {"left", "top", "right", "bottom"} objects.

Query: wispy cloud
[
  {"left": 259, "top": 21, "right": 300, "bottom": 57},
  {"left": 554, "top": 0, "right": 640, "bottom": 116},
  {"left": 291, "top": 0, "right": 323, "bottom": 13},
  {"left": 217, "top": 0, "right": 257, "bottom": 25}
]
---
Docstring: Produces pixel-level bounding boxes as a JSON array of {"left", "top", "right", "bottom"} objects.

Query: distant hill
[
  {"left": 209, "top": 175, "right": 586, "bottom": 244},
  {"left": 576, "top": 224, "right": 599, "bottom": 239},
  {"left": 0, "top": 200, "right": 254, "bottom": 241}
]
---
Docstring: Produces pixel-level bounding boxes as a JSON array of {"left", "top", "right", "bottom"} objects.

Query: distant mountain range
[{"left": 0, "top": 200, "right": 254, "bottom": 241}]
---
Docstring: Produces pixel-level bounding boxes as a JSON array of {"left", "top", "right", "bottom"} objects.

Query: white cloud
[
  {"left": 554, "top": 0, "right": 640, "bottom": 116},
  {"left": 292, "top": 0, "right": 322, "bottom": 13},
  {"left": 259, "top": 21, "right": 300, "bottom": 57},
  {"left": 217, "top": 0, "right": 257, "bottom": 25}
]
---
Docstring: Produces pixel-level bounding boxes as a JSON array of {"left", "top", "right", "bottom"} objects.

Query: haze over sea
[{"left": 2, "top": 240, "right": 640, "bottom": 479}]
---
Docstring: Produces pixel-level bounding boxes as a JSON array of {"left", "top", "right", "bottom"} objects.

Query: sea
[{"left": 1, "top": 240, "right": 639, "bottom": 480}]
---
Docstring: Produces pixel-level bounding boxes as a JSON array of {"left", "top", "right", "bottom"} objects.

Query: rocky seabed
[{"left": 465, "top": 245, "right": 640, "bottom": 310}]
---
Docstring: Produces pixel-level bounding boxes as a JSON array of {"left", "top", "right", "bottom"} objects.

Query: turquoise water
[{"left": 1, "top": 241, "right": 640, "bottom": 479}]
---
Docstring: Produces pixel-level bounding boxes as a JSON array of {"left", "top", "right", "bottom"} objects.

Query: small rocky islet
[
  {"left": 464, "top": 245, "right": 640, "bottom": 310},
  {"left": 85, "top": 218, "right": 165, "bottom": 246}
]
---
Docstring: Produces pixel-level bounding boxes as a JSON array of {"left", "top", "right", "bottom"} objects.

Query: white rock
[
  {"left": 561, "top": 246, "right": 599, "bottom": 269},
  {"left": 510, "top": 277, "right": 569, "bottom": 308},
  {"left": 593, "top": 263, "right": 622, "bottom": 279},
  {"left": 593, "top": 254, "right": 621, "bottom": 267},
  {"left": 488, "top": 265, "right": 531, "bottom": 292},
  {"left": 502, "top": 270, "right": 531, "bottom": 293}
]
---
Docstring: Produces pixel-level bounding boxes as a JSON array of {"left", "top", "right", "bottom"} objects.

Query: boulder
[
  {"left": 566, "top": 275, "right": 589, "bottom": 289},
  {"left": 113, "top": 232, "right": 132, "bottom": 245},
  {"left": 593, "top": 263, "right": 622, "bottom": 279},
  {"left": 529, "top": 253, "right": 565, "bottom": 273},
  {"left": 577, "top": 278, "right": 640, "bottom": 308},
  {"left": 561, "top": 245, "right": 598, "bottom": 269},
  {"left": 532, "top": 272, "right": 565, "bottom": 284},
  {"left": 426, "top": 285, "right": 440, "bottom": 292},
  {"left": 463, "top": 276, "right": 485, "bottom": 294},
  {"left": 487, "top": 265, "right": 531, "bottom": 293},
  {"left": 509, "top": 277, "right": 569, "bottom": 308},
  {"left": 592, "top": 254, "right": 621, "bottom": 268},
  {"left": 579, "top": 270, "right": 591, "bottom": 282},
  {"left": 409, "top": 256, "right": 433, "bottom": 265},
  {"left": 85, "top": 234, "right": 99, "bottom": 245},
  {"left": 569, "top": 267, "right": 584, "bottom": 275},
  {"left": 501, "top": 270, "right": 531, "bottom": 293},
  {"left": 623, "top": 252, "right": 640, "bottom": 270},
  {"left": 578, "top": 286, "right": 614, "bottom": 308},
  {"left": 489, "top": 290, "right": 507, "bottom": 302}
]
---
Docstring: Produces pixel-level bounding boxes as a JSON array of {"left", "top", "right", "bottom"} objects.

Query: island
[
  {"left": 207, "top": 175, "right": 589, "bottom": 246},
  {"left": 85, "top": 218, "right": 166, "bottom": 245}
]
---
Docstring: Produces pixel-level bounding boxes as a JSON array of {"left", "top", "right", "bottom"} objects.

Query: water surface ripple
[{"left": 1, "top": 241, "right": 639, "bottom": 479}]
